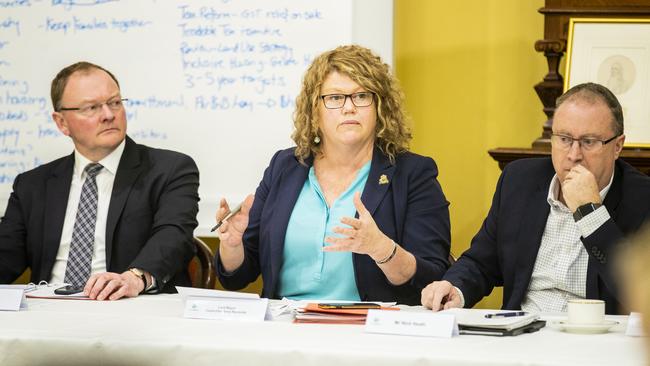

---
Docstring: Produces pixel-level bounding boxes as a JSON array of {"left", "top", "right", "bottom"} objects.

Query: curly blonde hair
[{"left": 292, "top": 45, "right": 411, "bottom": 164}]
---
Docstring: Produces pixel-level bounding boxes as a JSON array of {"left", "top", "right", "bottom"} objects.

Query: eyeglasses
[
  {"left": 320, "top": 92, "right": 375, "bottom": 109},
  {"left": 58, "top": 98, "right": 128, "bottom": 117},
  {"left": 550, "top": 133, "right": 620, "bottom": 152}
]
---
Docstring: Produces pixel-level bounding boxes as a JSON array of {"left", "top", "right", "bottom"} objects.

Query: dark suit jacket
[
  {"left": 216, "top": 147, "right": 451, "bottom": 305},
  {"left": 0, "top": 136, "right": 199, "bottom": 292},
  {"left": 444, "top": 158, "right": 650, "bottom": 314}
]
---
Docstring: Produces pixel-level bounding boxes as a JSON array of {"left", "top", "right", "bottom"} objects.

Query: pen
[
  {"left": 484, "top": 311, "right": 527, "bottom": 318},
  {"left": 210, "top": 203, "right": 242, "bottom": 232}
]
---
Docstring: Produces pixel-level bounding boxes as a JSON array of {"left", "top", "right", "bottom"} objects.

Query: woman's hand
[
  {"left": 216, "top": 194, "right": 254, "bottom": 249},
  {"left": 324, "top": 192, "right": 394, "bottom": 262}
]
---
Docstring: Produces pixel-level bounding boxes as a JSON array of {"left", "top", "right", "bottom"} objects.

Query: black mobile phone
[
  {"left": 54, "top": 285, "right": 84, "bottom": 295},
  {"left": 317, "top": 302, "right": 381, "bottom": 309}
]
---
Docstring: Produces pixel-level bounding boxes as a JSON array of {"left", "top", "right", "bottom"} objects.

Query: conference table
[{"left": 0, "top": 294, "right": 646, "bottom": 366}]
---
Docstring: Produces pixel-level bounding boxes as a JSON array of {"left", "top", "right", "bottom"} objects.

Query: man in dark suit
[
  {"left": 0, "top": 62, "right": 199, "bottom": 300},
  {"left": 422, "top": 82, "right": 650, "bottom": 314}
]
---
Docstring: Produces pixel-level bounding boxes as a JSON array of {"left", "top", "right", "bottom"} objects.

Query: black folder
[{"left": 459, "top": 320, "right": 546, "bottom": 336}]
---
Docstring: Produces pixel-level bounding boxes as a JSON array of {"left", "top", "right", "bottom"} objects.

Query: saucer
[{"left": 552, "top": 320, "right": 618, "bottom": 334}]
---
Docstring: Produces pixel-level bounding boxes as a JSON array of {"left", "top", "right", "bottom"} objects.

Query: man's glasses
[
  {"left": 59, "top": 98, "right": 128, "bottom": 117},
  {"left": 320, "top": 92, "right": 374, "bottom": 109},
  {"left": 550, "top": 133, "right": 619, "bottom": 152}
]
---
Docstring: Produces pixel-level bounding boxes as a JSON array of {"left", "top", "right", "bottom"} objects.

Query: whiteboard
[{"left": 0, "top": 0, "right": 393, "bottom": 235}]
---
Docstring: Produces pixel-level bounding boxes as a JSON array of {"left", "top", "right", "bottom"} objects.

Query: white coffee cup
[{"left": 567, "top": 299, "right": 605, "bottom": 325}]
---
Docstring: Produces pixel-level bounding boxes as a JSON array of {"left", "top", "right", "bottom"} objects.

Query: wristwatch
[
  {"left": 128, "top": 268, "right": 147, "bottom": 293},
  {"left": 573, "top": 203, "right": 602, "bottom": 222}
]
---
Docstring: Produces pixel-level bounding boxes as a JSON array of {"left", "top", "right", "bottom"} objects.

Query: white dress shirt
[
  {"left": 50, "top": 140, "right": 125, "bottom": 284},
  {"left": 520, "top": 171, "right": 614, "bottom": 313}
]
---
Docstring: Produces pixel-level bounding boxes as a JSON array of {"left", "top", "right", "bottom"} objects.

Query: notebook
[
  {"left": 440, "top": 308, "right": 539, "bottom": 330},
  {"left": 440, "top": 308, "right": 544, "bottom": 336}
]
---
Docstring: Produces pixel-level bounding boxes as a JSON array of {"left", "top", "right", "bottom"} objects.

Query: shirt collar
[
  {"left": 547, "top": 166, "right": 615, "bottom": 209},
  {"left": 73, "top": 139, "right": 126, "bottom": 178}
]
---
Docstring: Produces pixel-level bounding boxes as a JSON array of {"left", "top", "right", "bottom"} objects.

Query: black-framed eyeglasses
[
  {"left": 550, "top": 133, "right": 620, "bottom": 152},
  {"left": 320, "top": 92, "right": 375, "bottom": 109},
  {"left": 58, "top": 98, "right": 128, "bottom": 117}
]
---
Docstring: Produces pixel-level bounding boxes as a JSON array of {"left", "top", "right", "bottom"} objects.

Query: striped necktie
[{"left": 64, "top": 163, "right": 104, "bottom": 286}]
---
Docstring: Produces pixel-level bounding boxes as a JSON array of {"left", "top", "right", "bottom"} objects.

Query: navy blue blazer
[
  {"left": 444, "top": 158, "right": 650, "bottom": 314},
  {"left": 216, "top": 147, "right": 451, "bottom": 305}
]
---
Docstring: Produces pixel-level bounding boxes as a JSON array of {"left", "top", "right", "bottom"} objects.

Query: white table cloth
[{"left": 0, "top": 294, "right": 646, "bottom": 366}]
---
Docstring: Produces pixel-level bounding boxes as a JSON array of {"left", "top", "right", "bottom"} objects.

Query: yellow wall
[{"left": 395, "top": 0, "right": 547, "bottom": 308}]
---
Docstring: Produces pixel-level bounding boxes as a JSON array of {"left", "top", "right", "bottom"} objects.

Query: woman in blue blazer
[{"left": 215, "top": 45, "right": 450, "bottom": 305}]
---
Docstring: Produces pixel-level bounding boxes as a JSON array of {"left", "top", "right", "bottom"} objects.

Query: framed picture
[{"left": 565, "top": 18, "right": 650, "bottom": 147}]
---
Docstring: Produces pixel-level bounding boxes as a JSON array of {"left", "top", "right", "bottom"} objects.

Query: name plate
[
  {"left": 184, "top": 296, "right": 269, "bottom": 322},
  {"left": 0, "top": 288, "right": 24, "bottom": 311},
  {"left": 364, "top": 309, "right": 458, "bottom": 338}
]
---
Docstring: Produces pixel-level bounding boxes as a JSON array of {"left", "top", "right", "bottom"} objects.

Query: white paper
[
  {"left": 24, "top": 284, "right": 89, "bottom": 299},
  {"left": 364, "top": 310, "right": 458, "bottom": 338},
  {"left": 0, "top": 288, "right": 24, "bottom": 311}
]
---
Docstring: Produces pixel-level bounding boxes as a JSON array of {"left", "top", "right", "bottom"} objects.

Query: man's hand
[
  {"left": 561, "top": 164, "right": 601, "bottom": 212},
  {"left": 421, "top": 280, "right": 462, "bottom": 311},
  {"left": 84, "top": 271, "right": 145, "bottom": 301}
]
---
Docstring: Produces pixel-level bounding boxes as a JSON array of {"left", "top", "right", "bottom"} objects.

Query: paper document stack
[{"left": 295, "top": 303, "right": 399, "bottom": 324}]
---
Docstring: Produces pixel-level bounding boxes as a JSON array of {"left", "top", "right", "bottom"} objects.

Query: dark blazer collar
[
  {"left": 105, "top": 136, "right": 144, "bottom": 266},
  {"left": 361, "top": 146, "right": 395, "bottom": 216},
  {"left": 267, "top": 151, "right": 310, "bottom": 294},
  {"left": 602, "top": 160, "right": 623, "bottom": 217},
  {"left": 584, "top": 160, "right": 623, "bottom": 301},
  {"left": 509, "top": 160, "right": 555, "bottom": 308},
  {"left": 41, "top": 153, "right": 75, "bottom": 278}
]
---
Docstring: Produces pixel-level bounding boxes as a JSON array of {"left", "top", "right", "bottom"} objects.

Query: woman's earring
[{"left": 314, "top": 135, "right": 321, "bottom": 144}]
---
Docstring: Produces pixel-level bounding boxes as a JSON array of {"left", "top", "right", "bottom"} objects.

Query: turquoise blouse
[{"left": 277, "top": 161, "right": 371, "bottom": 300}]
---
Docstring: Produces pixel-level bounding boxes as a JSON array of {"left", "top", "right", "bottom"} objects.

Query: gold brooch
[{"left": 378, "top": 174, "right": 389, "bottom": 185}]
